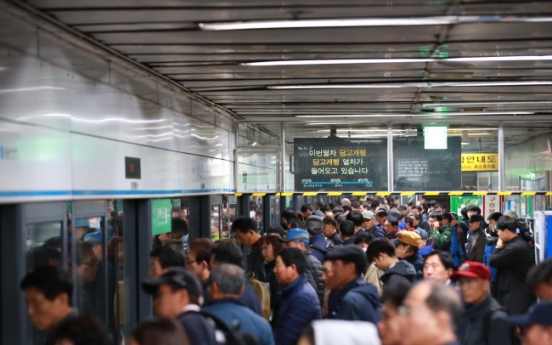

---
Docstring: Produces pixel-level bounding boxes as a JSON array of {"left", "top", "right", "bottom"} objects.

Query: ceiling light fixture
[
  {"left": 269, "top": 81, "right": 552, "bottom": 90},
  {"left": 295, "top": 112, "right": 534, "bottom": 118},
  {"left": 423, "top": 101, "right": 552, "bottom": 108},
  {"left": 200, "top": 16, "right": 552, "bottom": 31},
  {"left": 243, "top": 55, "right": 552, "bottom": 66}
]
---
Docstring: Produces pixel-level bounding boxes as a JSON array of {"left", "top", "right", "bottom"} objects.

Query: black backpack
[
  {"left": 199, "top": 310, "right": 262, "bottom": 345},
  {"left": 481, "top": 307, "right": 520, "bottom": 345},
  {"left": 310, "top": 241, "right": 334, "bottom": 256}
]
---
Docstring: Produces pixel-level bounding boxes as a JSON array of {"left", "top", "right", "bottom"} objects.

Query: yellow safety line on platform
[
  {"left": 448, "top": 192, "right": 464, "bottom": 196},
  {"left": 327, "top": 192, "right": 343, "bottom": 196},
  {"left": 252, "top": 193, "right": 266, "bottom": 197},
  {"left": 235, "top": 193, "right": 243, "bottom": 197},
  {"left": 351, "top": 192, "right": 367, "bottom": 196},
  {"left": 424, "top": 192, "right": 440, "bottom": 196},
  {"left": 547, "top": 192, "right": 552, "bottom": 196},
  {"left": 497, "top": 192, "right": 512, "bottom": 196},
  {"left": 521, "top": 192, "right": 537, "bottom": 196},
  {"left": 275, "top": 192, "right": 294, "bottom": 197},
  {"left": 376, "top": 192, "right": 391, "bottom": 197},
  {"left": 473, "top": 192, "right": 488, "bottom": 196},
  {"left": 400, "top": 192, "right": 416, "bottom": 196},
  {"left": 303, "top": 192, "right": 318, "bottom": 196}
]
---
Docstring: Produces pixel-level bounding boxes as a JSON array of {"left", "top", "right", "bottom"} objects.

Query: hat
[
  {"left": 305, "top": 216, "right": 323, "bottom": 234},
  {"left": 326, "top": 245, "right": 367, "bottom": 272},
  {"left": 450, "top": 212, "right": 459, "bottom": 220},
  {"left": 507, "top": 302, "right": 552, "bottom": 327},
  {"left": 468, "top": 215, "right": 482, "bottom": 223},
  {"left": 414, "top": 228, "right": 428, "bottom": 240},
  {"left": 451, "top": 261, "right": 491, "bottom": 282},
  {"left": 268, "top": 225, "right": 286, "bottom": 237},
  {"left": 393, "top": 231, "right": 421, "bottom": 247},
  {"left": 279, "top": 229, "right": 310, "bottom": 244},
  {"left": 389, "top": 211, "right": 401, "bottom": 219},
  {"left": 361, "top": 211, "right": 375, "bottom": 220},
  {"left": 84, "top": 231, "right": 103, "bottom": 245},
  {"left": 332, "top": 206, "right": 344, "bottom": 213},
  {"left": 313, "top": 210, "right": 325, "bottom": 217},
  {"left": 142, "top": 267, "right": 203, "bottom": 304}
]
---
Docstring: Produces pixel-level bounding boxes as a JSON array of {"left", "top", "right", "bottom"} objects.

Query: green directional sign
[{"left": 151, "top": 199, "right": 172, "bottom": 235}]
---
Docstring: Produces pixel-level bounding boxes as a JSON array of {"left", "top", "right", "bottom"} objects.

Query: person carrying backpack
[
  {"left": 305, "top": 216, "right": 332, "bottom": 263},
  {"left": 453, "top": 261, "right": 514, "bottom": 345}
]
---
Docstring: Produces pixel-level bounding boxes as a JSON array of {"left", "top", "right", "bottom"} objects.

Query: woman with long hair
[{"left": 258, "top": 234, "right": 283, "bottom": 323}]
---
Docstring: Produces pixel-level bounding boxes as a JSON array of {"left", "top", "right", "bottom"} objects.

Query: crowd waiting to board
[{"left": 19, "top": 196, "right": 552, "bottom": 345}]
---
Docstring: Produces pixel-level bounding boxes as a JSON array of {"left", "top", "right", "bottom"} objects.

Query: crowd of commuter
[{"left": 19, "top": 196, "right": 552, "bottom": 345}]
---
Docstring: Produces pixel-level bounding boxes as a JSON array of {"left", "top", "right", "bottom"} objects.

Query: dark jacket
[
  {"left": 246, "top": 238, "right": 264, "bottom": 276},
  {"left": 203, "top": 299, "right": 275, "bottom": 345},
  {"left": 467, "top": 229, "right": 486, "bottom": 263},
  {"left": 309, "top": 232, "right": 330, "bottom": 263},
  {"left": 203, "top": 279, "right": 262, "bottom": 316},
  {"left": 342, "top": 237, "right": 356, "bottom": 246},
  {"left": 328, "top": 232, "right": 343, "bottom": 245},
  {"left": 459, "top": 295, "right": 511, "bottom": 345},
  {"left": 304, "top": 251, "right": 325, "bottom": 306},
  {"left": 274, "top": 274, "right": 321, "bottom": 345},
  {"left": 177, "top": 310, "right": 220, "bottom": 345},
  {"left": 380, "top": 260, "right": 419, "bottom": 286},
  {"left": 327, "top": 277, "right": 381, "bottom": 324},
  {"left": 405, "top": 253, "right": 424, "bottom": 279},
  {"left": 490, "top": 236, "right": 536, "bottom": 315},
  {"left": 258, "top": 260, "right": 282, "bottom": 314},
  {"left": 367, "top": 225, "right": 382, "bottom": 238}
]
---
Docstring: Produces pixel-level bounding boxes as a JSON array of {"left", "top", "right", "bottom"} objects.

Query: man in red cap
[{"left": 452, "top": 261, "right": 512, "bottom": 345}]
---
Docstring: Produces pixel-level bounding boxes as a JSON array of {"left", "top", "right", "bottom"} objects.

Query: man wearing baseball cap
[
  {"left": 507, "top": 301, "right": 552, "bottom": 345},
  {"left": 142, "top": 267, "right": 219, "bottom": 345},
  {"left": 452, "top": 261, "right": 512, "bottom": 345},
  {"left": 393, "top": 231, "right": 424, "bottom": 279},
  {"left": 279, "top": 229, "right": 325, "bottom": 306}
]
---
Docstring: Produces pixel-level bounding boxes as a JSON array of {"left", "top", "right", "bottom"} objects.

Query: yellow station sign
[{"left": 461, "top": 153, "right": 498, "bottom": 172}]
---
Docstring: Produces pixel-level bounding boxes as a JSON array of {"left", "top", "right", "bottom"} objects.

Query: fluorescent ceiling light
[
  {"left": 243, "top": 55, "right": 552, "bottom": 66},
  {"left": 296, "top": 112, "right": 533, "bottom": 118},
  {"left": 424, "top": 101, "right": 552, "bottom": 107},
  {"left": 270, "top": 81, "right": 552, "bottom": 90},
  {"left": 200, "top": 16, "right": 552, "bottom": 31}
]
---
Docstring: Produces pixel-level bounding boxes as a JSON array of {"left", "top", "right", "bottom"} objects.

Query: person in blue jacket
[
  {"left": 273, "top": 247, "right": 321, "bottom": 345},
  {"left": 325, "top": 245, "right": 381, "bottom": 323},
  {"left": 203, "top": 264, "right": 275, "bottom": 345}
]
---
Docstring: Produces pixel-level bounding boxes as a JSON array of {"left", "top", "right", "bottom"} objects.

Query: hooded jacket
[
  {"left": 309, "top": 232, "right": 330, "bottom": 263},
  {"left": 490, "top": 236, "right": 536, "bottom": 315},
  {"left": 380, "top": 260, "right": 419, "bottom": 286},
  {"left": 274, "top": 274, "right": 321, "bottom": 345},
  {"left": 404, "top": 253, "right": 424, "bottom": 279},
  {"left": 459, "top": 295, "right": 511, "bottom": 345},
  {"left": 328, "top": 277, "right": 381, "bottom": 324}
]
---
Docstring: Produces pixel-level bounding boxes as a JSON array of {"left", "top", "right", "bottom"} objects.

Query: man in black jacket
[
  {"left": 452, "top": 261, "right": 511, "bottom": 345},
  {"left": 466, "top": 215, "right": 486, "bottom": 263},
  {"left": 490, "top": 216, "right": 536, "bottom": 315},
  {"left": 142, "top": 268, "right": 219, "bottom": 345},
  {"left": 367, "top": 237, "right": 419, "bottom": 286}
]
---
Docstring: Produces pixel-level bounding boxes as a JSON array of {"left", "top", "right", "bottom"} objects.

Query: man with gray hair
[
  {"left": 203, "top": 264, "right": 275, "bottom": 345},
  {"left": 341, "top": 198, "right": 351, "bottom": 207},
  {"left": 306, "top": 216, "right": 331, "bottom": 263},
  {"left": 400, "top": 281, "right": 462, "bottom": 345}
]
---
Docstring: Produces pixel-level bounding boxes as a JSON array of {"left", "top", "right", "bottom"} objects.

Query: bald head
[{"left": 401, "top": 282, "right": 461, "bottom": 345}]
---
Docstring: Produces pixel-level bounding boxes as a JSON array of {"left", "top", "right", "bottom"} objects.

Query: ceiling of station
[{"left": 17, "top": 0, "right": 552, "bottom": 135}]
